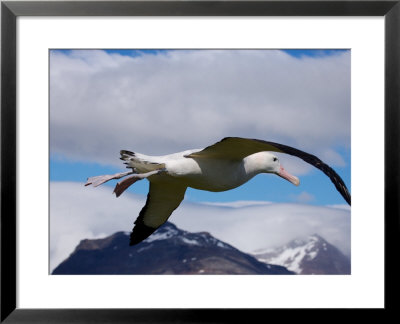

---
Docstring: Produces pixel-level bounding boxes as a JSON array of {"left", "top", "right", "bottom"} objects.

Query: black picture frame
[{"left": 1, "top": 0, "right": 399, "bottom": 322}]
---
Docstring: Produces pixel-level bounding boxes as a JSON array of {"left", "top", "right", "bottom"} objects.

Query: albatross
[{"left": 85, "top": 137, "right": 351, "bottom": 246}]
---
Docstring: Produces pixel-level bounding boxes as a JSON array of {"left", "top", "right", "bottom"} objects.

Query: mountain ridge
[
  {"left": 53, "top": 222, "right": 294, "bottom": 275},
  {"left": 252, "top": 234, "right": 351, "bottom": 274}
]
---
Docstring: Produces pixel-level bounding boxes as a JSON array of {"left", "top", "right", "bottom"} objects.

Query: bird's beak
[{"left": 278, "top": 166, "right": 300, "bottom": 186}]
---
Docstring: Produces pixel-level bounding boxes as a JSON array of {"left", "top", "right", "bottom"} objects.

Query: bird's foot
[
  {"left": 113, "top": 175, "right": 142, "bottom": 197},
  {"left": 113, "top": 169, "right": 166, "bottom": 197}
]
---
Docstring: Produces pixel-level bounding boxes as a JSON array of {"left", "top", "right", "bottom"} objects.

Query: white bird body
[
  {"left": 86, "top": 137, "right": 351, "bottom": 246},
  {"left": 163, "top": 152, "right": 277, "bottom": 192}
]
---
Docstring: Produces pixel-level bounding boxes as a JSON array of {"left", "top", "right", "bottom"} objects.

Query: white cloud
[
  {"left": 320, "top": 148, "right": 347, "bottom": 167},
  {"left": 201, "top": 200, "right": 272, "bottom": 208},
  {"left": 290, "top": 191, "right": 316, "bottom": 203},
  {"left": 50, "top": 49, "right": 350, "bottom": 173},
  {"left": 50, "top": 181, "right": 350, "bottom": 272},
  {"left": 327, "top": 204, "right": 351, "bottom": 211}
]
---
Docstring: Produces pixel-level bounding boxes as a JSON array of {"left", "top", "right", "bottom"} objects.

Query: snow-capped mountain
[
  {"left": 252, "top": 234, "right": 350, "bottom": 275},
  {"left": 52, "top": 222, "right": 294, "bottom": 275}
]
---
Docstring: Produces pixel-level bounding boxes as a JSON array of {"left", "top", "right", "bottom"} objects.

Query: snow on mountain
[{"left": 252, "top": 234, "right": 350, "bottom": 275}]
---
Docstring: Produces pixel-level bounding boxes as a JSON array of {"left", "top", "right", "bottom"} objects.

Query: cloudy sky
[{"left": 49, "top": 49, "right": 351, "bottom": 272}]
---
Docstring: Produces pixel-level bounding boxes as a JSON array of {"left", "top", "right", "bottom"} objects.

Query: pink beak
[{"left": 278, "top": 166, "right": 300, "bottom": 186}]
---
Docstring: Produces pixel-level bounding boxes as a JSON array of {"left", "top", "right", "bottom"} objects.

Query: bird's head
[{"left": 258, "top": 152, "right": 300, "bottom": 186}]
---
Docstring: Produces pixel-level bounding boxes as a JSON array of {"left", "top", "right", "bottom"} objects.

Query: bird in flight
[{"left": 85, "top": 137, "right": 351, "bottom": 246}]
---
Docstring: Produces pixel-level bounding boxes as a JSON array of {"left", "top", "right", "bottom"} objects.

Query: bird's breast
[{"left": 165, "top": 158, "right": 254, "bottom": 192}]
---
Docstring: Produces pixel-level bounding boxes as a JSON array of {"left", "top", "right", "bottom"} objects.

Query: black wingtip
[
  {"left": 344, "top": 191, "right": 351, "bottom": 206},
  {"left": 129, "top": 239, "right": 139, "bottom": 246},
  {"left": 129, "top": 223, "right": 157, "bottom": 246},
  {"left": 328, "top": 171, "right": 351, "bottom": 206}
]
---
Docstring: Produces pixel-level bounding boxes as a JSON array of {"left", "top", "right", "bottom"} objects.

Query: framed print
[{"left": 1, "top": 0, "right": 399, "bottom": 322}]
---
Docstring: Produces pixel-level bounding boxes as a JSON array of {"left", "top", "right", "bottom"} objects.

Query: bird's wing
[
  {"left": 130, "top": 181, "right": 187, "bottom": 245},
  {"left": 186, "top": 137, "right": 283, "bottom": 160},
  {"left": 186, "top": 137, "right": 351, "bottom": 205}
]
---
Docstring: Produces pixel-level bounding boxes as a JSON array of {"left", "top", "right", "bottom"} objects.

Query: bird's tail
[
  {"left": 85, "top": 169, "right": 165, "bottom": 197},
  {"left": 85, "top": 171, "right": 133, "bottom": 188},
  {"left": 120, "top": 150, "right": 165, "bottom": 173}
]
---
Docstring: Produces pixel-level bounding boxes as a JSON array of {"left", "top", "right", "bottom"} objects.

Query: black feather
[
  {"left": 129, "top": 192, "right": 157, "bottom": 246},
  {"left": 120, "top": 150, "right": 135, "bottom": 157}
]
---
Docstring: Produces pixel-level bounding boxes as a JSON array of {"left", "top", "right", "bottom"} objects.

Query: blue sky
[
  {"left": 50, "top": 49, "right": 351, "bottom": 206},
  {"left": 55, "top": 48, "right": 348, "bottom": 58}
]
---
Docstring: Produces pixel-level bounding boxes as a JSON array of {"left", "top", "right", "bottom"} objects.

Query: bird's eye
[{"left": 273, "top": 157, "right": 278, "bottom": 162}]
